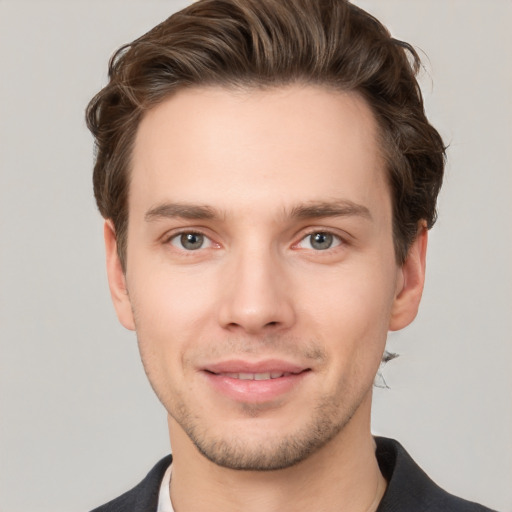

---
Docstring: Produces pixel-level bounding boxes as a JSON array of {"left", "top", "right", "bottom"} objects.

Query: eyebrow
[
  {"left": 144, "top": 199, "right": 372, "bottom": 223},
  {"left": 289, "top": 200, "right": 372, "bottom": 221},
  {"left": 145, "top": 203, "right": 218, "bottom": 222}
]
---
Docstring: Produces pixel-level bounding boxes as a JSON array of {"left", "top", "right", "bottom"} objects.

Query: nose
[{"left": 217, "top": 246, "right": 296, "bottom": 335}]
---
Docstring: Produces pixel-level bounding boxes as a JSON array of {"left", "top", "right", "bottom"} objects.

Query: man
[{"left": 85, "top": 0, "right": 496, "bottom": 510}]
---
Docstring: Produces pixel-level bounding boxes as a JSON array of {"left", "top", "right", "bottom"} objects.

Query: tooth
[
  {"left": 254, "top": 372, "right": 271, "bottom": 380},
  {"left": 220, "top": 372, "right": 285, "bottom": 380}
]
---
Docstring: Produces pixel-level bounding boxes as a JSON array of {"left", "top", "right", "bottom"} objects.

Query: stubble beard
[
  {"left": 136, "top": 328, "right": 370, "bottom": 472},
  {"left": 169, "top": 385, "right": 362, "bottom": 471}
]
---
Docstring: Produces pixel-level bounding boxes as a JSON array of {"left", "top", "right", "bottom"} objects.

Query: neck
[{"left": 168, "top": 394, "right": 386, "bottom": 512}]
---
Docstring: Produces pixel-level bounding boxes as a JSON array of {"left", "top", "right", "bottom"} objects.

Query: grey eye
[
  {"left": 178, "top": 233, "right": 205, "bottom": 250},
  {"left": 309, "top": 232, "right": 334, "bottom": 250}
]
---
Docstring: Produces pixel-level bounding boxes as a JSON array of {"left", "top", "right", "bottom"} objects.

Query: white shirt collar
[{"left": 157, "top": 463, "right": 174, "bottom": 512}]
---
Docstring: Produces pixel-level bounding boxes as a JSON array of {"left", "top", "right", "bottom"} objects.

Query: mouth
[
  {"left": 209, "top": 371, "right": 299, "bottom": 380},
  {"left": 201, "top": 360, "right": 311, "bottom": 403}
]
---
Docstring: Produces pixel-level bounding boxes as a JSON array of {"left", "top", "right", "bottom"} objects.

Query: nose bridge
[{"left": 217, "top": 237, "right": 294, "bottom": 333}]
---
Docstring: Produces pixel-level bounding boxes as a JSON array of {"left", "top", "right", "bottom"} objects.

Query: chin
[{"left": 173, "top": 391, "right": 361, "bottom": 471}]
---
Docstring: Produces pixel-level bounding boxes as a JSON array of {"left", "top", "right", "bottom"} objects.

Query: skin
[{"left": 105, "top": 85, "right": 427, "bottom": 512}]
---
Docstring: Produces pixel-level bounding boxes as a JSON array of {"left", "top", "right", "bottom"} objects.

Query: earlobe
[
  {"left": 104, "top": 220, "right": 136, "bottom": 331},
  {"left": 389, "top": 224, "right": 428, "bottom": 332}
]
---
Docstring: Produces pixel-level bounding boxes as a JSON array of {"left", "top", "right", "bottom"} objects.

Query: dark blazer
[{"left": 90, "top": 437, "right": 497, "bottom": 512}]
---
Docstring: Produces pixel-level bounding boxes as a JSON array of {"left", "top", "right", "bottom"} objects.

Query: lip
[
  {"left": 204, "top": 359, "right": 307, "bottom": 375},
  {"left": 201, "top": 359, "right": 311, "bottom": 404}
]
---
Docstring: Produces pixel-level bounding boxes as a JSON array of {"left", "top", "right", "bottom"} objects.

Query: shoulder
[
  {"left": 89, "top": 441, "right": 498, "bottom": 512},
  {"left": 89, "top": 455, "right": 173, "bottom": 512},
  {"left": 375, "top": 437, "right": 497, "bottom": 512}
]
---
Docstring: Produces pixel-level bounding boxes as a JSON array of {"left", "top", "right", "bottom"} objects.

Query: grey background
[{"left": 0, "top": 1, "right": 510, "bottom": 511}]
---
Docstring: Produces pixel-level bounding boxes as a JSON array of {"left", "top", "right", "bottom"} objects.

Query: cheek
[
  {"left": 128, "top": 272, "right": 213, "bottom": 412},
  {"left": 129, "top": 257, "right": 217, "bottom": 325},
  {"left": 127, "top": 266, "right": 218, "bottom": 378},
  {"left": 299, "top": 262, "right": 396, "bottom": 364}
]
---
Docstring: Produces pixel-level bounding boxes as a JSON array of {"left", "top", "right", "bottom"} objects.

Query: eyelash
[
  {"left": 165, "top": 230, "right": 216, "bottom": 251},
  {"left": 164, "top": 229, "right": 346, "bottom": 253},
  {"left": 293, "top": 230, "right": 345, "bottom": 251}
]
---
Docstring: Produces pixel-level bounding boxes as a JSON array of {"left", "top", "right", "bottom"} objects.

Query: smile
[
  {"left": 215, "top": 371, "right": 294, "bottom": 380},
  {"left": 202, "top": 362, "right": 311, "bottom": 403}
]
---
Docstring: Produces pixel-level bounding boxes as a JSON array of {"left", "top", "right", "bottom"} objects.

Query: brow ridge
[
  {"left": 145, "top": 203, "right": 217, "bottom": 222},
  {"left": 289, "top": 200, "right": 372, "bottom": 220},
  {"left": 144, "top": 199, "right": 372, "bottom": 223}
]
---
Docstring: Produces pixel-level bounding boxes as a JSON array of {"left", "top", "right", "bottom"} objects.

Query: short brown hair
[{"left": 86, "top": 0, "right": 445, "bottom": 270}]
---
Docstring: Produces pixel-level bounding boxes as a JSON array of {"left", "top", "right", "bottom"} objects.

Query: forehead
[{"left": 129, "top": 85, "right": 390, "bottom": 220}]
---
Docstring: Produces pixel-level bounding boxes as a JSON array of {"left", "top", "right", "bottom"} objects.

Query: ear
[
  {"left": 104, "top": 220, "right": 136, "bottom": 331},
  {"left": 389, "top": 223, "right": 428, "bottom": 331}
]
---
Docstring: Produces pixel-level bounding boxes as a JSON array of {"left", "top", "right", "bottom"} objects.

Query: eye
[
  {"left": 169, "top": 232, "right": 212, "bottom": 251},
  {"left": 297, "top": 232, "right": 342, "bottom": 251}
]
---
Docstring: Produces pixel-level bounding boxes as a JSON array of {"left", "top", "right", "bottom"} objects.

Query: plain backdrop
[{"left": 0, "top": 1, "right": 511, "bottom": 511}]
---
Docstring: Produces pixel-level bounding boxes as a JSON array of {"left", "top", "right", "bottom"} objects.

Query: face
[{"left": 105, "top": 85, "right": 426, "bottom": 470}]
